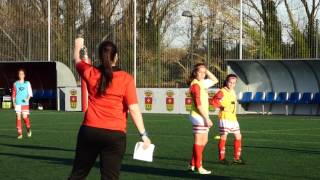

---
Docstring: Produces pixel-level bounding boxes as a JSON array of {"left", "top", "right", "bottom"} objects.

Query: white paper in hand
[{"left": 133, "top": 142, "right": 155, "bottom": 162}]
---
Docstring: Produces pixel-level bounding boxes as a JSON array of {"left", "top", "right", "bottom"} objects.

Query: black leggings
[{"left": 69, "top": 125, "right": 126, "bottom": 180}]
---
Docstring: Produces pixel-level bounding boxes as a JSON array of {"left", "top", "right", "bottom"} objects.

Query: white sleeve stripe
[{"left": 28, "top": 82, "right": 33, "bottom": 97}]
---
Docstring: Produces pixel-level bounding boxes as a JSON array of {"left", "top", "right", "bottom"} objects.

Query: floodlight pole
[
  {"left": 182, "top": 11, "right": 194, "bottom": 67},
  {"left": 191, "top": 16, "right": 194, "bottom": 66},
  {"left": 134, "top": 0, "right": 137, "bottom": 85},
  {"left": 260, "top": 20, "right": 262, "bottom": 59},
  {"left": 240, "top": 0, "right": 243, "bottom": 60},
  {"left": 48, "top": 0, "right": 51, "bottom": 62},
  {"left": 316, "top": 19, "right": 319, "bottom": 59}
]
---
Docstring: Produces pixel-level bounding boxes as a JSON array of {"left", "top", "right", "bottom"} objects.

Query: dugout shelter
[
  {"left": 227, "top": 59, "right": 320, "bottom": 115},
  {"left": 0, "top": 61, "right": 77, "bottom": 110}
]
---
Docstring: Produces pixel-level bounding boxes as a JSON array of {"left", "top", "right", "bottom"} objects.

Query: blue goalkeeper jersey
[{"left": 12, "top": 81, "right": 33, "bottom": 105}]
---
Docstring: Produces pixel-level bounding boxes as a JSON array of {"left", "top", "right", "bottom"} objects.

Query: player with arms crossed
[
  {"left": 188, "top": 63, "right": 218, "bottom": 174},
  {"left": 212, "top": 74, "right": 245, "bottom": 165},
  {"left": 12, "top": 69, "right": 33, "bottom": 139}
]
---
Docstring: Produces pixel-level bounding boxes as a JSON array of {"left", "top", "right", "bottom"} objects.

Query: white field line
[
  {"left": 1, "top": 128, "right": 320, "bottom": 145},
  {"left": 243, "top": 128, "right": 320, "bottom": 133}
]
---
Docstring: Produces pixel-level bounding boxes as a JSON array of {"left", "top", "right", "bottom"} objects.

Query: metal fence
[{"left": 1, "top": 0, "right": 319, "bottom": 88}]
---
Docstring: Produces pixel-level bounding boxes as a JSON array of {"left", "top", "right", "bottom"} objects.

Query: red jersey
[{"left": 76, "top": 61, "right": 138, "bottom": 132}]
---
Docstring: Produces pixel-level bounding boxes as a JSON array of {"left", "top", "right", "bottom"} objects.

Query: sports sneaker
[
  {"left": 17, "top": 134, "right": 23, "bottom": 139},
  {"left": 196, "top": 166, "right": 212, "bottom": 175},
  {"left": 232, "top": 158, "right": 245, "bottom": 165},
  {"left": 27, "top": 129, "right": 32, "bottom": 138},
  {"left": 188, "top": 165, "right": 195, "bottom": 172},
  {"left": 219, "top": 159, "right": 230, "bottom": 165}
]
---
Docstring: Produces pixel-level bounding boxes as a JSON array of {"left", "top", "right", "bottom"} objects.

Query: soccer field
[{"left": 0, "top": 110, "right": 319, "bottom": 180}]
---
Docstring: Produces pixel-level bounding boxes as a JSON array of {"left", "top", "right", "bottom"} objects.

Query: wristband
[
  {"left": 80, "top": 46, "right": 88, "bottom": 60},
  {"left": 140, "top": 131, "right": 148, "bottom": 137}
]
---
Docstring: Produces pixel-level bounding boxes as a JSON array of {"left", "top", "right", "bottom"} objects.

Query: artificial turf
[{"left": 0, "top": 110, "right": 319, "bottom": 180}]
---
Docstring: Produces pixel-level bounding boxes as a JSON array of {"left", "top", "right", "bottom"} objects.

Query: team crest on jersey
[
  {"left": 70, "top": 89, "right": 77, "bottom": 109},
  {"left": 144, "top": 90, "right": 153, "bottom": 111},
  {"left": 185, "top": 91, "right": 192, "bottom": 111},
  {"left": 166, "top": 90, "right": 174, "bottom": 112}
]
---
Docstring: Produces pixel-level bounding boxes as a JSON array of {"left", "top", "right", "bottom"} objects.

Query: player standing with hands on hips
[
  {"left": 12, "top": 69, "right": 33, "bottom": 139},
  {"left": 212, "top": 74, "right": 245, "bottom": 165},
  {"left": 69, "top": 38, "right": 151, "bottom": 180},
  {"left": 187, "top": 63, "right": 218, "bottom": 174}
]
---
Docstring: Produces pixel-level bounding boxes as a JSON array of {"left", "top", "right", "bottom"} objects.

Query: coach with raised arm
[{"left": 69, "top": 38, "right": 151, "bottom": 180}]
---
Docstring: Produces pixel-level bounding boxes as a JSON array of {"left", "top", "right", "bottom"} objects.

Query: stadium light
[
  {"left": 182, "top": 10, "right": 193, "bottom": 18},
  {"left": 182, "top": 10, "right": 194, "bottom": 66}
]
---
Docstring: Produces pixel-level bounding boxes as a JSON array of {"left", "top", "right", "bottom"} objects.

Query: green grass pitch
[{"left": 0, "top": 110, "right": 320, "bottom": 180}]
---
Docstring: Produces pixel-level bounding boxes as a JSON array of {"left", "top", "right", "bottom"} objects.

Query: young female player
[
  {"left": 12, "top": 69, "right": 33, "bottom": 139},
  {"left": 69, "top": 38, "right": 151, "bottom": 180},
  {"left": 212, "top": 74, "right": 245, "bottom": 165},
  {"left": 188, "top": 63, "right": 218, "bottom": 174}
]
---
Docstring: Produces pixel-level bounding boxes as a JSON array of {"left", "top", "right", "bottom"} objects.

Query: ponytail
[{"left": 98, "top": 41, "right": 118, "bottom": 95}]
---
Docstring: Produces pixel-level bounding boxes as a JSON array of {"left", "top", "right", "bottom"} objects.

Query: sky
[
  {"left": 79, "top": 0, "right": 320, "bottom": 48},
  {"left": 165, "top": 0, "right": 314, "bottom": 48}
]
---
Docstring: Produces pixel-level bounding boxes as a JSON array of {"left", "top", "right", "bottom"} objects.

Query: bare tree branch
[
  {"left": 246, "top": 0, "right": 263, "bottom": 19},
  {"left": 301, "top": 0, "right": 311, "bottom": 18},
  {"left": 0, "top": 26, "right": 27, "bottom": 60}
]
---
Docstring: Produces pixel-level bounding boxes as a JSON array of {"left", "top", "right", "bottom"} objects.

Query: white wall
[{"left": 137, "top": 88, "right": 219, "bottom": 114}]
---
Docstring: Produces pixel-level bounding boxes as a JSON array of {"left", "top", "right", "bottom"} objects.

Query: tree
[
  {"left": 246, "top": 0, "right": 283, "bottom": 58},
  {"left": 300, "top": 0, "right": 320, "bottom": 58},
  {"left": 284, "top": 0, "right": 311, "bottom": 58},
  {"left": 136, "top": 0, "right": 182, "bottom": 87}
]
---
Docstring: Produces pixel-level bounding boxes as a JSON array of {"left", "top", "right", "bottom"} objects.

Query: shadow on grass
[
  {"left": 121, "top": 164, "right": 232, "bottom": 180},
  {"left": 124, "top": 153, "right": 221, "bottom": 166},
  {"left": 0, "top": 134, "right": 16, "bottom": 139},
  {"left": 0, "top": 152, "right": 74, "bottom": 165},
  {"left": 0, "top": 143, "right": 74, "bottom": 152},
  {"left": 241, "top": 144, "right": 320, "bottom": 155},
  {"left": 0, "top": 152, "right": 234, "bottom": 179},
  {"left": 0, "top": 143, "right": 220, "bottom": 165}
]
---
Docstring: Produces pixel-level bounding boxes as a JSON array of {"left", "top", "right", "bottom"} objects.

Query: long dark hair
[
  {"left": 187, "top": 63, "right": 206, "bottom": 85},
  {"left": 223, "top": 74, "right": 237, "bottom": 87},
  {"left": 98, "top": 40, "right": 118, "bottom": 95},
  {"left": 17, "top": 68, "right": 26, "bottom": 73},
  {"left": 17, "top": 68, "right": 26, "bottom": 79}
]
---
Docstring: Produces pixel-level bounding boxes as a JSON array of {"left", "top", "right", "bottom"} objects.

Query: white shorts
[
  {"left": 219, "top": 119, "right": 240, "bottom": 135},
  {"left": 15, "top": 105, "right": 30, "bottom": 115},
  {"left": 189, "top": 115, "right": 209, "bottom": 134}
]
